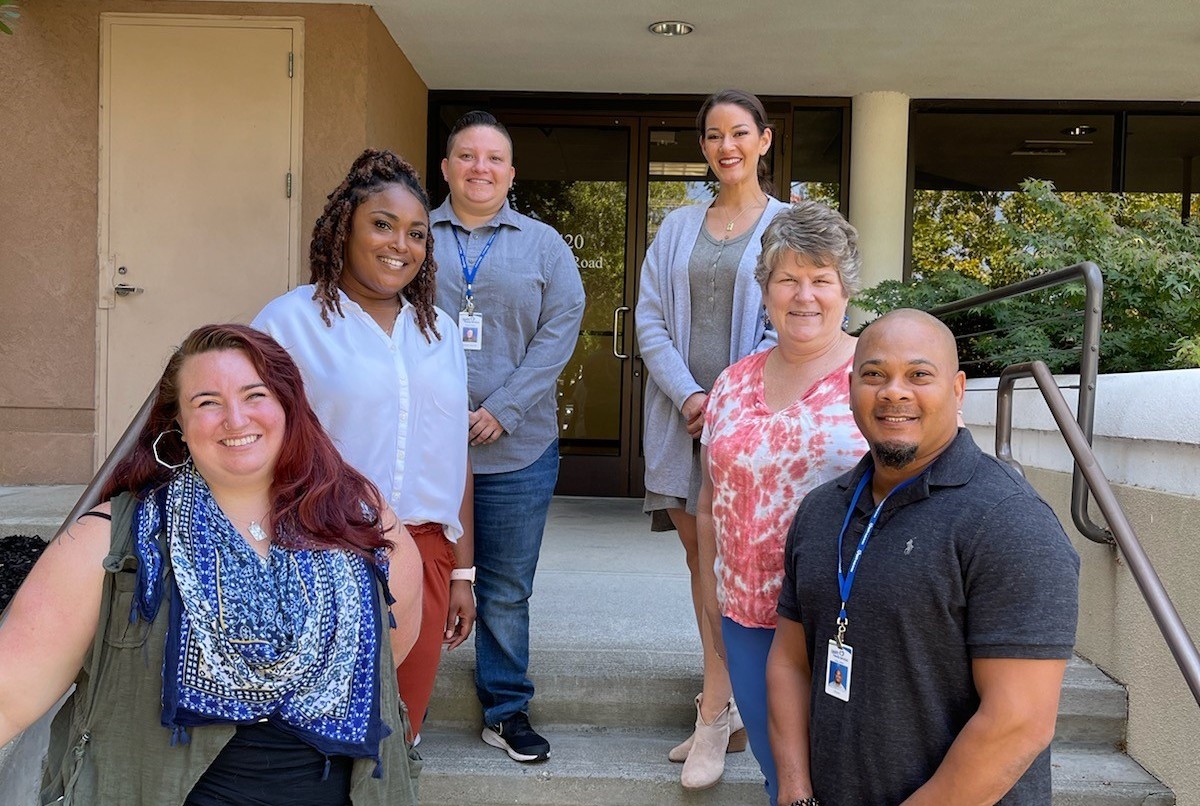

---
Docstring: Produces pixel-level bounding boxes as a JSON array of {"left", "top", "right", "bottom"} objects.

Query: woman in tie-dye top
[{"left": 696, "top": 202, "right": 867, "bottom": 805}]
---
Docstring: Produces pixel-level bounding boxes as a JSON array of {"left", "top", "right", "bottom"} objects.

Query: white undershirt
[{"left": 253, "top": 286, "right": 468, "bottom": 541}]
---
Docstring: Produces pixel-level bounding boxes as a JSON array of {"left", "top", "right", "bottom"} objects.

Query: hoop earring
[{"left": 153, "top": 429, "right": 189, "bottom": 470}]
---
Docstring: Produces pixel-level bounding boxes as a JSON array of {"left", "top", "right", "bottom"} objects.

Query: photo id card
[
  {"left": 825, "top": 640, "right": 853, "bottom": 702},
  {"left": 459, "top": 312, "right": 482, "bottom": 351}
]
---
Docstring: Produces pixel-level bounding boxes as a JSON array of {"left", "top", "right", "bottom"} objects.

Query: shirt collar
[
  {"left": 838, "top": 428, "right": 980, "bottom": 509},
  {"left": 335, "top": 288, "right": 412, "bottom": 316},
  {"left": 430, "top": 198, "right": 523, "bottom": 232}
]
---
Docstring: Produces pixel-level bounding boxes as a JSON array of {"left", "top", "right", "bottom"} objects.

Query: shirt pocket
[{"left": 102, "top": 557, "right": 153, "bottom": 649}]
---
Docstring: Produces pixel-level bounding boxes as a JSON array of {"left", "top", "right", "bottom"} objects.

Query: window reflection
[{"left": 505, "top": 125, "right": 630, "bottom": 453}]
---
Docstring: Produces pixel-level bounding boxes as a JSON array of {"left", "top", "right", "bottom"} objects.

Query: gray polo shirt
[
  {"left": 778, "top": 429, "right": 1080, "bottom": 805},
  {"left": 431, "top": 199, "right": 585, "bottom": 475}
]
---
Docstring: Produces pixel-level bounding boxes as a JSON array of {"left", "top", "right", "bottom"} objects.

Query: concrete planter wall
[{"left": 963, "top": 367, "right": 1200, "bottom": 806}]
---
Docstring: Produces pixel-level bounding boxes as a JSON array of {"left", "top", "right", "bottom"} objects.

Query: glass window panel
[
  {"left": 913, "top": 112, "right": 1114, "bottom": 192},
  {"left": 1124, "top": 114, "right": 1200, "bottom": 219},
  {"left": 504, "top": 124, "right": 630, "bottom": 454},
  {"left": 790, "top": 109, "right": 843, "bottom": 208}
]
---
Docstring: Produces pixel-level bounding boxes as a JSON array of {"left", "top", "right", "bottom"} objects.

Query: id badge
[
  {"left": 825, "top": 639, "right": 853, "bottom": 702},
  {"left": 459, "top": 311, "right": 482, "bottom": 351}
]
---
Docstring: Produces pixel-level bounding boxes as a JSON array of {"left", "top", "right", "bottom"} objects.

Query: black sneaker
[{"left": 481, "top": 712, "right": 550, "bottom": 762}]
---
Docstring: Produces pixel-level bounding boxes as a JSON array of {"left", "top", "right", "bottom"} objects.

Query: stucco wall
[
  {"left": 964, "top": 369, "right": 1200, "bottom": 805},
  {"left": 0, "top": 2, "right": 426, "bottom": 484},
  {"left": 365, "top": 9, "right": 428, "bottom": 177}
]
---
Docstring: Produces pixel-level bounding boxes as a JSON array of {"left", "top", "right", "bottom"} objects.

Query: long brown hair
[
  {"left": 309, "top": 149, "right": 440, "bottom": 342},
  {"left": 102, "top": 324, "right": 391, "bottom": 556}
]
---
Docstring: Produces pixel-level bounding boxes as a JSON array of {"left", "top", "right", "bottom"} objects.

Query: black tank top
[{"left": 185, "top": 721, "right": 353, "bottom": 806}]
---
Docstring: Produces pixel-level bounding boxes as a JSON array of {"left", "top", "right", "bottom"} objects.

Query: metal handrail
[
  {"left": 54, "top": 390, "right": 156, "bottom": 537},
  {"left": 997, "top": 361, "right": 1200, "bottom": 707},
  {"left": 928, "top": 261, "right": 1111, "bottom": 544}
]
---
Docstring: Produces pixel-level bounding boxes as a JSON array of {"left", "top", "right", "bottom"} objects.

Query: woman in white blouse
[{"left": 254, "top": 149, "right": 474, "bottom": 743}]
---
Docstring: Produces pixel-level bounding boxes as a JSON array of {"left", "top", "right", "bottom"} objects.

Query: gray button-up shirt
[{"left": 431, "top": 199, "right": 585, "bottom": 474}]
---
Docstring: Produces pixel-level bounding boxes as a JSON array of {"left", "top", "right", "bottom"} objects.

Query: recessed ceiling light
[
  {"left": 649, "top": 20, "right": 694, "bottom": 36},
  {"left": 1062, "top": 125, "right": 1097, "bottom": 137}
]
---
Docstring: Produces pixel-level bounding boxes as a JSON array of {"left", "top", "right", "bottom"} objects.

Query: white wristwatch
[{"left": 449, "top": 566, "right": 476, "bottom": 583}]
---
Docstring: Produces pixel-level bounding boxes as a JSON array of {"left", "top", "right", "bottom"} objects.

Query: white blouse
[{"left": 253, "top": 286, "right": 468, "bottom": 541}]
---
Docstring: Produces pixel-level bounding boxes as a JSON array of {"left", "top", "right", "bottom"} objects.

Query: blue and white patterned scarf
[{"left": 131, "top": 466, "right": 392, "bottom": 768}]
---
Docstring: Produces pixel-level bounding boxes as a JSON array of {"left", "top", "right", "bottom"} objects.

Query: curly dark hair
[{"left": 308, "top": 148, "right": 440, "bottom": 341}]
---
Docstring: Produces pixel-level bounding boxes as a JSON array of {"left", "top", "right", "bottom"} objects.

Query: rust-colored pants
[{"left": 395, "top": 522, "right": 456, "bottom": 741}]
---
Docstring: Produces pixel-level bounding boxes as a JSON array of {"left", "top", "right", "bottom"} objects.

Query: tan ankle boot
[
  {"left": 679, "top": 696, "right": 742, "bottom": 790},
  {"left": 669, "top": 694, "right": 746, "bottom": 762}
]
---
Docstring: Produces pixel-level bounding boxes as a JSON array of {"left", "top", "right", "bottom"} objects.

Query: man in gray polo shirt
[{"left": 768, "top": 309, "right": 1079, "bottom": 806}]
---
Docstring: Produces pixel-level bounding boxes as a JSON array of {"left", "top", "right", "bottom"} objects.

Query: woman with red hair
[{"left": 0, "top": 324, "right": 422, "bottom": 805}]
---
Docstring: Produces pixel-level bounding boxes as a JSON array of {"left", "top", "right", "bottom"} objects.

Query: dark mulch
[{"left": 0, "top": 535, "right": 47, "bottom": 612}]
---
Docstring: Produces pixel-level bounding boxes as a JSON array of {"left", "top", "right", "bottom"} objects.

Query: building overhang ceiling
[{"left": 227, "top": 0, "right": 1199, "bottom": 101}]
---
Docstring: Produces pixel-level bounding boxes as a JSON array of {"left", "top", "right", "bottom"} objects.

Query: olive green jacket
[{"left": 41, "top": 492, "right": 420, "bottom": 805}]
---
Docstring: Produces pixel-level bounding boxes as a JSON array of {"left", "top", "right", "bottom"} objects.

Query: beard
[{"left": 873, "top": 440, "right": 919, "bottom": 469}]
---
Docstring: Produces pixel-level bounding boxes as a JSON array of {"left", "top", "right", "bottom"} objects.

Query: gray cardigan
[{"left": 635, "top": 197, "right": 789, "bottom": 499}]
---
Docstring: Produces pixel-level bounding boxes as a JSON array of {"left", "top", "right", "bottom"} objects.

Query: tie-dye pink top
[{"left": 701, "top": 348, "right": 867, "bottom": 628}]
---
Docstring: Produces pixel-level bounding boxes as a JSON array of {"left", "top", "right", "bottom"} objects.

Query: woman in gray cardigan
[{"left": 635, "top": 88, "right": 788, "bottom": 792}]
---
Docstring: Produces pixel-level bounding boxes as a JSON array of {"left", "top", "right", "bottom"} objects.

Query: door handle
[
  {"left": 114, "top": 283, "right": 144, "bottom": 297},
  {"left": 612, "top": 306, "right": 630, "bottom": 359}
]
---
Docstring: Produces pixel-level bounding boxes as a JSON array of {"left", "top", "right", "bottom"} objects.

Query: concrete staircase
[
  {"left": 418, "top": 497, "right": 1175, "bottom": 806},
  {"left": 0, "top": 489, "right": 1177, "bottom": 805}
]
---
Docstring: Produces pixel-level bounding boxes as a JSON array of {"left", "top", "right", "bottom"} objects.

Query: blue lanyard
[
  {"left": 451, "top": 227, "right": 499, "bottom": 313},
  {"left": 834, "top": 468, "right": 919, "bottom": 646}
]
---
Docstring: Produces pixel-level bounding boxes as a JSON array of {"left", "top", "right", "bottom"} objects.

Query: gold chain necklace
[{"left": 717, "top": 195, "right": 765, "bottom": 239}]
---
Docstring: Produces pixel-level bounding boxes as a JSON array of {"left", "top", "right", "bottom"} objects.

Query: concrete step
[
  {"left": 1050, "top": 745, "right": 1175, "bottom": 805},
  {"left": 417, "top": 725, "right": 766, "bottom": 806},
  {"left": 431, "top": 648, "right": 1128, "bottom": 744},
  {"left": 429, "top": 627, "right": 1129, "bottom": 749},
  {"left": 1056, "top": 655, "right": 1127, "bottom": 747},
  {"left": 415, "top": 727, "right": 1175, "bottom": 806},
  {"left": 0, "top": 485, "right": 82, "bottom": 540}
]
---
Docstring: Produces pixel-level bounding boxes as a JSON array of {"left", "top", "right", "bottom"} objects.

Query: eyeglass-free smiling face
[
  {"left": 441, "top": 125, "right": 515, "bottom": 220},
  {"left": 177, "top": 349, "right": 286, "bottom": 491},
  {"left": 700, "top": 103, "right": 771, "bottom": 189},
  {"left": 764, "top": 252, "right": 849, "bottom": 349},
  {"left": 850, "top": 311, "right": 965, "bottom": 474},
  {"left": 340, "top": 184, "right": 428, "bottom": 306}
]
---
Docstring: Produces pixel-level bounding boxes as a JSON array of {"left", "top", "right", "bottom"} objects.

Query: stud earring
[
  {"left": 153, "top": 429, "right": 189, "bottom": 470},
  {"left": 841, "top": 314, "right": 850, "bottom": 332}
]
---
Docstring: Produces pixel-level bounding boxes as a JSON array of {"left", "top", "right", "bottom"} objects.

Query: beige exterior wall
[
  {"left": 365, "top": 10, "right": 427, "bottom": 178},
  {"left": 1028, "top": 468, "right": 1200, "bottom": 805},
  {"left": 0, "top": 1, "right": 427, "bottom": 484}
]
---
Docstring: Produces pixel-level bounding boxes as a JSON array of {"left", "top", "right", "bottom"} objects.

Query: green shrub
[{"left": 857, "top": 180, "right": 1200, "bottom": 374}]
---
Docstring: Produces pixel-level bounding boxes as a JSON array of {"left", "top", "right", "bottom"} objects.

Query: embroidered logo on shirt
[{"left": 904, "top": 538, "right": 915, "bottom": 555}]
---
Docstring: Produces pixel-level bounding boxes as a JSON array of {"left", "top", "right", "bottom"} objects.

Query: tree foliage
[
  {"left": 0, "top": 1, "right": 19, "bottom": 36},
  {"left": 858, "top": 180, "right": 1200, "bottom": 374}
]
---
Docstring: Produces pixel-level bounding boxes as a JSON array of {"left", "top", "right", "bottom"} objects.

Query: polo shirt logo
[{"left": 904, "top": 538, "right": 915, "bottom": 555}]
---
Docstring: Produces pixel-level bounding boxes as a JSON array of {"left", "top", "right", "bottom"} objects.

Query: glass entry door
[{"left": 503, "top": 116, "right": 640, "bottom": 495}]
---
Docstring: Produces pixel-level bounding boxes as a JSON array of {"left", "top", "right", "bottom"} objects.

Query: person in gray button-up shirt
[{"left": 431, "top": 111, "right": 584, "bottom": 764}]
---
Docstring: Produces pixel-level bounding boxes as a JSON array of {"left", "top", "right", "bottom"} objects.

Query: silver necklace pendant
[{"left": 247, "top": 521, "right": 269, "bottom": 542}]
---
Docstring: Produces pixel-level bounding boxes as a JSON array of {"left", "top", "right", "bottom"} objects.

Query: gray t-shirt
[
  {"left": 777, "top": 429, "right": 1080, "bottom": 805},
  {"left": 686, "top": 223, "right": 753, "bottom": 391}
]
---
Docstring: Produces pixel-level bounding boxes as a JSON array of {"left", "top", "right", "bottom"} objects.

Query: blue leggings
[{"left": 722, "top": 617, "right": 778, "bottom": 806}]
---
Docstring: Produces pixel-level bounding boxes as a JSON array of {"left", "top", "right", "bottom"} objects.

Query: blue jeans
[
  {"left": 722, "top": 617, "right": 779, "bottom": 806},
  {"left": 472, "top": 441, "right": 560, "bottom": 725}
]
